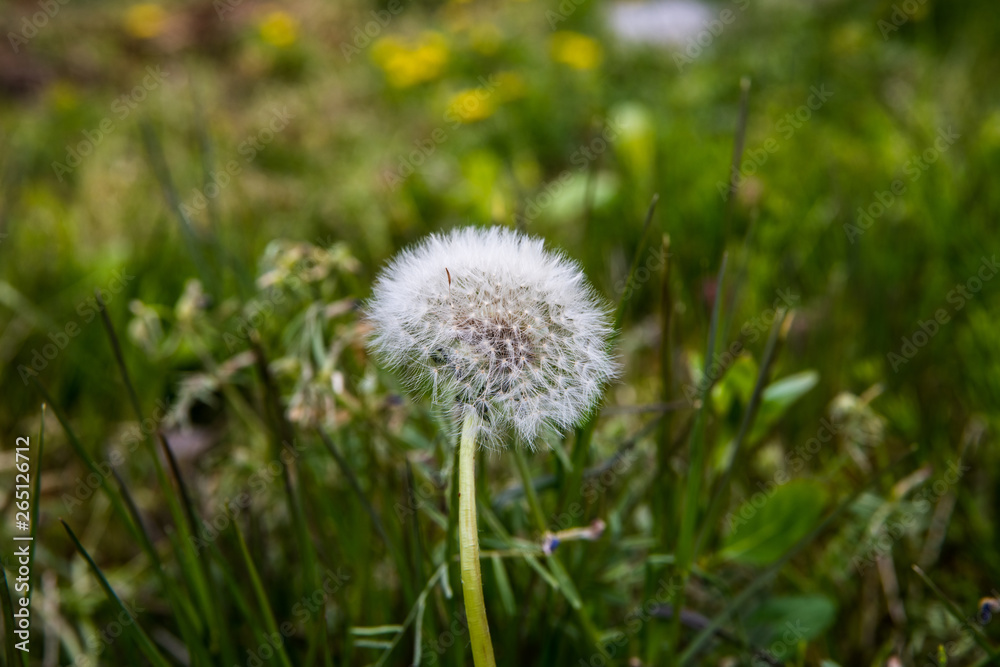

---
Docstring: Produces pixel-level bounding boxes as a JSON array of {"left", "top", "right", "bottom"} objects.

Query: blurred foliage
[{"left": 1, "top": 0, "right": 999, "bottom": 664}]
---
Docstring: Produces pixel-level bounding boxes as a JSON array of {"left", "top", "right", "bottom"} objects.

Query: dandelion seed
[{"left": 366, "top": 226, "right": 617, "bottom": 448}]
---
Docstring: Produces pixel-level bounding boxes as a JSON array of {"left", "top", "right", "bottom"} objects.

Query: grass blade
[
  {"left": 60, "top": 520, "right": 172, "bottom": 667},
  {"left": 38, "top": 372, "right": 204, "bottom": 656},
  {"left": 613, "top": 193, "right": 659, "bottom": 331},
  {"left": 250, "top": 338, "right": 324, "bottom": 659},
  {"left": 231, "top": 513, "right": 295, "bottom": 667},
  {"left": 722, "top": 76, "right": 752, "bottom": 235},
  {"left": 318, "top": 427, "right": 391, "bottom": 550},
  {"left": 656, "top": 233, "right": 675, "bottom": 547},
  {"left": 912, "top": 565, "right": 1000, "bottom": 657},
  {"left": 96, "top": 292, "right": 224, "bottom": 655},
  {"left": 668, "top": 251, "right": 728, "bottom": 665},
  {"left": 28, "top": 379, "right": 144, "bottom": 548},
  {"left": 138, "top": 119, "right": 219, "bottom": 296},
  {"left": 675, "top": 252, "right": 728, "bottom": 568}
]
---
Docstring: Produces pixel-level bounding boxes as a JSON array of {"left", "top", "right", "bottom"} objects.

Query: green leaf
[
  {"left": 762, "top": 370, "right": 820, "bottom": 407},
  {"left": 710, "top": 353, "right": 759, "bottom": 416},
  {"left": 720, "top": 480, "right": 828, "bottom": 566},
  {"left": 750, "top": 370, "right": 819, "bottom": 440},
  {"left": 746, "top": 594, "right": 837, "bottom": 646}
]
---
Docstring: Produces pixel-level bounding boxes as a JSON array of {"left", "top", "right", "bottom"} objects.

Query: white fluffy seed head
[{"left": 366, "top": 226, "right": 618, "bottom": 448}]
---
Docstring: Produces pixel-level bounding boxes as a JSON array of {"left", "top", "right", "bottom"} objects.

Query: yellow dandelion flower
[
  {"left": 259, "top": 10, "right": 298, "bottom": 48},
  {"left": 372, "top": 32, "right": 449, "bottom": 88},
  {"left": 550, "top": 31, "right": 603, "bottom": 70},
  {"left": 447, "top": 88, "right": 496, "bottom": 123},
  {"left": 125, "top": 3, "right": 167, "bottom": 40}
]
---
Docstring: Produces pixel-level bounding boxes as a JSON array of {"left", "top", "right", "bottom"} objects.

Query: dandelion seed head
[{"left": 365, "top": 226, "right": 618, "bottom": 447}]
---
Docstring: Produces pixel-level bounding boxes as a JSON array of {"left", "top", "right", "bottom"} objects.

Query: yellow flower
[
  {"left": 259, "top": 10, "right": 298, "bottom": 48},
  {"left": 124, "top": 3, "right": 167, "bottom": 40},
  {"left": 447, "top": 88, "right": 496, "bottom": 123},
  {"left": 372, "top": 32, "right": 449, "bottom": 88},
  {"left": 550, "top": 31, "right": 603, "bottom": 70}
]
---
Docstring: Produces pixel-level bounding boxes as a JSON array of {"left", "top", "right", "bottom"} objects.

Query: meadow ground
[{"left": 1, "top": 0, "right": 1000, "bottom": 665}]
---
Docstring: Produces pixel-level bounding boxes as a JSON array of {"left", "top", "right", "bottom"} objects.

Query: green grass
[{"left": 2, "top": 0, "right": 1000, "bottom": 665}]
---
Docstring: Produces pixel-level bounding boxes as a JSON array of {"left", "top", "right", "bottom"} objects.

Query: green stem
[
  {"left": 459, "top": 411, "right": 497, "bottom": 667},
  {"left": 512, "top": 446, "right": 547, "bottom": 529}
]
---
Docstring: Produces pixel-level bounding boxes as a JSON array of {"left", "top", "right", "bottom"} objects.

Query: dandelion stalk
[
  {"left": 365, "top": 226, "right": 617, "bottom": 665},
  {"left": 458, "top": 410, "right": 496, "bottom": 667}
]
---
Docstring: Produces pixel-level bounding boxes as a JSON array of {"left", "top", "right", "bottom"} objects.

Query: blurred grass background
[{"left": 1, "top": 0, "right": 1000, "bottom": 664}]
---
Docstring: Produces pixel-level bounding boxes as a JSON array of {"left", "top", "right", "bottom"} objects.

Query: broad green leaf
[
  {"left": 720, "top": 480, "right": 828, "bottom": 566},
  {"left": 746, "top": 594, "right": 837, "bottom": 647}
]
